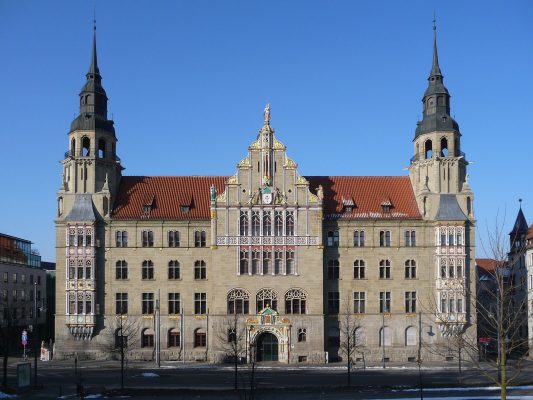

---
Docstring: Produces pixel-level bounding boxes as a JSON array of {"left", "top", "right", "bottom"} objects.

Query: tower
[
  {"left": 409, "top": 22, "right": 475, "bottom": 337},
  {"left": 56, "top": 23, "right": 122, "bottom": 342}
]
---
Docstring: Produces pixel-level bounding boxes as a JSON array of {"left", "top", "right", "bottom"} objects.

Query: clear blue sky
[{"left": 1, "top": 1, "right": 532, "bottom": 261}]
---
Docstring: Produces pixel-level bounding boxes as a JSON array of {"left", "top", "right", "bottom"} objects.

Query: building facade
[
  {"left": 55, "top": 26, "right": 477, "bottom": 362},
  {"left": 0, "top": 233, "right": 47, "bottom": 352}
]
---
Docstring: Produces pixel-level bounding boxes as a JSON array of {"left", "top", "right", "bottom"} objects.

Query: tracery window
[
  {"left": 285, "top": 211, "right": 294, "bottom": 236},
  {"left": 256, "top": 288, "right": 278, "bottom": 312},
  {"left": 274, "top": 211, "right": 283, "bottom": 236},
  {"left": 227, "top": 288, "right": 250, "bottom": 314},
  {"left": 285, "top": 288, "right": 307, "bottom": 314},
  {"left": 240, "top": 211, "right": 249, "bottom": 236},
  {"left": 263, "top": 212, "right": 272, "bottom": 236},
  {"left": 251, "top": 211, "right": 260, "bottom": 236}
]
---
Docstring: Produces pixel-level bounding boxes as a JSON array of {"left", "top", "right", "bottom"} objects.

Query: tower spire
[
  {"left": 431, "top": 15, "right": 442, "bottom": 77},
  {"left": 88, "top": 18, "right": 99, "bottom": 75}
]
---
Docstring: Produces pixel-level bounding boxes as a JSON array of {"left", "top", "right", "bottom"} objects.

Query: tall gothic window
[
  {"left": 256, "top": 288, "right": 278, "bottom": 312},
  {"left": 240, "top": 211, "right": 249, "bottom": 236},
  {"left": 252, "top": 251, "right": 261, "bottom": 274},
  {"left": 251, "top": 211, "right": 260, "bottom": 236},
  {"left": 286, "top": 211, "right": 294, "bottom": 236},
  {"left": 262, "top": 250, "right": 272, "bottom": 274},
  {"left": 240, "top": 251, "right": 249, "bottom": 274},
  {"left": 274, "top": 211, "right": 283, "bottom": 236},
  {"left": 286, "top": 250, "right": 295, "bottom": 275},
  {"left": 263, "top": 212, "right": 272, "bottom": 236},
  {"left": 227, "top": 288, "right": 250, "bottom": 314},
  {"left": 274, "top": 250, "right": 283, "bottom": 275}
]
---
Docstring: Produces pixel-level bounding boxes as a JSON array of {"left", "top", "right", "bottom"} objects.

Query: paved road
[{"left": 3, "top": 358, "right": 533, "bottom": 399}]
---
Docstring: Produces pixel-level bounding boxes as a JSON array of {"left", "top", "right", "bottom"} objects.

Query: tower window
[
  {"left": 98, "top": 139, "right": 106, "bottom": 159},
  {"left": 440, "top": 137, "right": 448, "bottom": 157},
  {"left": 424, "top": 140, "right": 433, "bottom": 159}
]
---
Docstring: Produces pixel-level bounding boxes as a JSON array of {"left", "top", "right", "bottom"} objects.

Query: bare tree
[
  {"left": 103, "top": 314, "right": 140, "bottom": 393},
  {"left": 215, "top": 313, "right": 247, "bottom": 390},
  {"left": 338, "top": 295, "right": 365, "bottom": 387}
]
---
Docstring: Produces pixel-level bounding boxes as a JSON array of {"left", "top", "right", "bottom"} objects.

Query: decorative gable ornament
[{"left": 262, "top": 186, "right": 273, "bottom": 205}]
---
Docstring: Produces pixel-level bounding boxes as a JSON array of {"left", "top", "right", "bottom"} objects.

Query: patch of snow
[
  {"left": 84, "top": 395, "right": 102, "bottom": 399},
  {"left": 0, "top": 392, "right": 16, "bottom": 399},
  {"left": 140, "top": 372, "right": 160, "bottom": 378}
]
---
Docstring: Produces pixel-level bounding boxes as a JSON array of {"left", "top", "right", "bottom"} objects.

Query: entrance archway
[{"left": 256, "top": 332, "right": 279, "bottom": 361}]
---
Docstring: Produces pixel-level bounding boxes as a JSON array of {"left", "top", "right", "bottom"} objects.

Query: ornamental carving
[{"left": 238, "top": 156, "right": 250, "bottom": 167}]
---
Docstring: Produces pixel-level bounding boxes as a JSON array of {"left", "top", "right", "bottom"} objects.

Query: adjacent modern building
[
  {"left": 55, "top": 25, "right": 477, "bottom": 362},
  {"left": 0, "top": 233, "right": 47, "bottom": 350}
]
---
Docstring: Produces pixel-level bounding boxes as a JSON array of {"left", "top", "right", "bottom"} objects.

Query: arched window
[
  {"left": 141, "top": 328, "right": 154, "bottom": 348},
  {"left": 103, "top": 197, "right": 109, "bottom": 216},
  {"left": 98, "top": 138, "right": 106, "bottom": 159},
  {"left": 466, "top": 197, "right": 472, "bottom": 216},
  {"left": 405, "top": 260, "right": 416, "bottom": 279},
  {"left": 71, "top": 138, "right": 76, "bottom": 155},
  {"left": 58, "top": 197, "right": 64, "bottom": 217},
  {"left": 405, "top": 326, "right": 417, "bottom": 346},
  {"left": 262, "top": 250, "right": 271, "bottom": 274},
  {"left": 448, "top": 259, "right": 455, "bottom": 278},
  {"left": 256, "top": 288, "right": 278, "bottom": 312},
  {"left": 285, "top": 288, "right": 307, "bottom": 314},
  {"left": 286, "top": 250, "right": 295, "bottom": 275},
  {"left": 379, "top": 259, "right": 391, "bottom": 279},
  {"left": 142, "top": 260, "right": 154, "bottom": 280},
  {"left": 194, "top": 260, "right": 206, "bottom": 280},
  {"left": 81, "top": 136, "right": 90, "bottom": 157},
  {"left": 327, "top": 230, "right": 339, "bottom": 247},
  {"left": 168, "top": 260, "right": 180, "bottom": 280},
  {"left": 227, "top": 288, "right": 250, "bottom": 314},
  {"left": 440, "top": 137, "right": 448, "bottom": 157},
  {"left": 263, "top": 212, "right": 272, "bottom": 236},
  {"left": 251, "top": 251, "right": 260, "bottom": 275},
  {"left": 424, "top": 139, "right": 433, "bottom": 159},
  {"left": 354, "top": 327, "right": 365, "bottom": 346},
  {"left": 168, "top": 328, "right": 180, "bottom": 348},
  {"left": 379, "top": 326, "right": 391, "bottom": 347},
  {"left": 457, "top": 259, "right": 463, "bottom": 278},
  {"left": 286, "top": 211, "right": 294, "bottom": 236},
  {"left": 194, "top": 231, "right": 206, "bottom": 247},
  {"left": 251, "top": 211, "right": 260, "bottom": 236},
  {"left": 116, "top": 260, "right": 128, "bottom": 279},
  {"left": 240, "top": 211, "right": 249, "bottom": 236},
  {"left": 274, "top": 211, "right": 283, "bottom": 236},
  {"left": 239, "top": 251, "right": 249, "bottom": 275},
  {"left": 194, "top": 328, "right": 206, "bottom": 347},
  {"left": 274, "top": 250, "right": 283, "bottom": 275},
  {"left": 440, "top": 259, "right": 447, "bottom": 278}
]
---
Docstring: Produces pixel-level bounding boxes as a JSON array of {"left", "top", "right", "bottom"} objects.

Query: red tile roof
[
  {"left": 112, "top": 176, "right": 228, "bottom": 220},
  {"left": 112, "top": 175, "right": 421, "bottom": 220},
  {"left": 306, "top": 176, "right": 421, "bottom": 220},
  {"left": 476, "top": 258, "right": 498, "bottom": 272},
  {"left": 527, "top": 224, "right": 533, "bottom": 241}
]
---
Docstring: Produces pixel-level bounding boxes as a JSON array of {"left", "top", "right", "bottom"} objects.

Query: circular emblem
[{"left": 262, "top": 187, "right": 273, "bottom": 204}]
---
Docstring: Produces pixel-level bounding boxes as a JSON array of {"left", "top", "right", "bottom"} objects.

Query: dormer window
[
  {"left": 180, "top": 205, "right": 190, "bottom": 214},
  {"left": 342, "top": 198, "right": 355, "bottom": 213},
  {"left": 143, "top": 205, "right": 152, "bottom": 214},
  {"left": 381, "top": 199, "right": 392, "bottom": 213}
]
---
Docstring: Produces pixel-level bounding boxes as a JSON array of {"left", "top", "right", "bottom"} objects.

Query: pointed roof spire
[
  {"left": 430, "top": 15, "right": 442, "bottom": 77},
  {"left": 510, "top": 199, "right": 528, "bottom": 236},
  {"left": 88, "top": 18, "right": 99, "bottom": 75}
]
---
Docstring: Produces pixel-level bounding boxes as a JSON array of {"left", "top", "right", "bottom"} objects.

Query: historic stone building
[{"left": 55, "top": 25, "right": 476, "bottom": 362}]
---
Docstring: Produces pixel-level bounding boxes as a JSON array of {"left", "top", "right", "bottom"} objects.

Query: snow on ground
[
  {"left": 139, "top": 372, "right": 160, "bottom": 378},
  {"left": 393, "top": 385, "right": 533, "bottom": 392},
  {"left": 0, "top": 392, "right": 16, "bottom": 399}
]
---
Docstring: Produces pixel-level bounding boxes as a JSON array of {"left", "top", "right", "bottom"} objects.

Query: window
[
  {"left": 328, "top": 291, "right": 339, "bottom": 314},
  {"left": 168, "top": 231, "right": 180, "bottom": 247},
  {"left": 168, "top": 260, "right": 180, "bottom": 279},
  {"left": 194, "top": 230, "right": 206, "bottom": 247},
  {"left": 286, "top": 250, "right": 295, "bottom": 275},
  {"left": 285, "top": 288, "right": 307, "bottom": 314},
  {"left": 37, "top": 276, "right": 41, "bottom": 285},
  {"left": 456, "top": 260, "right": 463, "bottom": 278},
  {"left": 12, "top": 290, "right": 17, "bottom": 301},
  {"left": 298, "top": 328, "right": 307, "bottom": 342},
  {"left": 379, "top": 230, "right": 391, "bottom": 247},
  {"left": 194, "top": 292, "right": 207, "bottom": 314},
  {"left": 142, "top": 260, "right": 154, "bottom": 280},
  {"left": 327, "top": 230, "right": 339, "bottom": 247},
  {"left": 328, "top": 327, "right": 340, "bottom": 347},
  {"left": 405, "top": 230, "right": 416, "bottom": 247},
  {"left": 115, "top": 231, "right": 128, "bottom": 247},
  {"left": 354, "top": 230, "right": 365, "bottom": 247},
  {"left": 327, "top": 259, "right": 339, "bottom": 280},
  {"left": 263, "top": 212, "right": 272, "bottom": 236},
  {"left": 194, "top": 328, "right": 207, "bottom": 347},
  {"left": 168, "top": 293, "right": 180, "bottom": 315},
  {"left": 252, "top": 251, "right": 261, "bottom": 275},
  {"left": 262, "top": 250, "right": 271, "bottom": 274},
  {"left": 379, "top": 260, "right": 391, "bottom": 279},
  {"left": 251, "top": 211, "right": 260, "bottom": 236},
  {"left": 274, "top": 211, "right": 283, "bottom": 236},
  {"left": 21, "top": 274, "right": 26, "bottom": 284},
  {"left": 227, "top": 288, "right": 250, "bottom": 314},
  {"left": 13, "top": 273, "right": 17, "bottom": 284},
  {"left": 274, "top": 250, "right": 283, "bottom": 275},
  {"left": 354, "top": 292, "right": 366, "bottom": 314},
  {"left": 379, "top": 292, "right": 391, "bottom": 313},
  {"left": 405, "top": 291, "right": 417, "bottom": 313},
  {"left": 116, "top": 260, "right": 128, "bottom": 280},
  {"left": 353, "top": 260, "right": 365, "bottom": 279},
  {"left": 141, "top": 328, "right": 154, "bottom": 348},
  {"left": 256, "top": 288, "right": 277, "bottom": 312},
  {"left": 405, "top": 260, "right": 416, "bottom": 279},
  {"left": 168, "top": 328, "right": 180, "bottom": 348},
  {"left": 142, "top": 293, "right": 154, "bottom": 315},
  {"left": 30, "top": 275, "right": 34, "bottom": 285},
  {"left": 20, "top": 290, "right": 25, "bottom": 301},
  {"left": 115, "top": 293, "right": 128, "bottom": 314},
  {"left": 228, "top": 328, "right": 237, "bottom": 343},
  {"left": 141, "top": 230, "right": 154, "bottom": 247},
  {"left": 286, "top": 211, "right": 294, "bottom": 236},
  {"left": 2, "top": 272, "right": 7, "bottom": 283},
  {"left": 240, "top": 211, "right": 249, "bottom": 236},
  {"left": 240, "top": 251, "right": 249, "bottom": 275},
  {"left": 194, "top": 260, "right": 206, "bottom": 280},
  {"left": 457, "top": 297, "right": 464, "bottom": 313},
  {"left": 379, "top": 326, "right": 391, "bottom": 347}
]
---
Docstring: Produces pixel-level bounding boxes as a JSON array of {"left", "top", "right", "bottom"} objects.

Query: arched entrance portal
[{"left": 256, "top": 332, "right": 279, "bottom": 362}]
